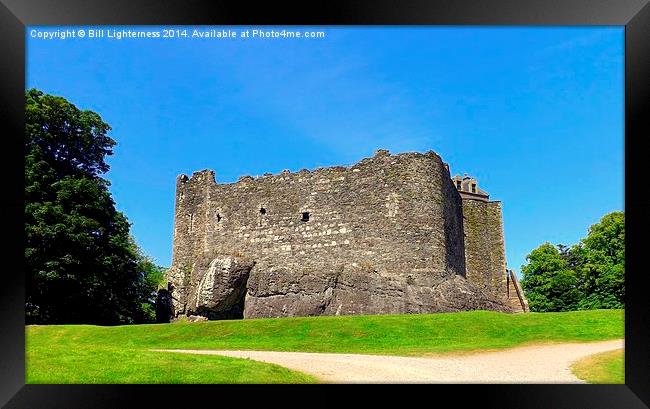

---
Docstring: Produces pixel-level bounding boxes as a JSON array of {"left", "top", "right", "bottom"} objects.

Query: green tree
[
  {"left": 575, "top": 211, "right": 625, "bottom": 309},
  {"left": 520, "top": 211, "right": 624, "bottom": 312},
  {"left": 25, "top": 89, "right": 159, "bottom": 324},
  {"left": 520, "top": 243, "right": 582, "bottom": 312},
  {"left": 130, "top": 237, "right": 168, "bottom": 322}
]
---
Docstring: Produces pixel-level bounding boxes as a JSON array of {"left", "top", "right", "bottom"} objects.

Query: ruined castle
[{"left": 166, "top": 149, "right": 528, "bottom": 321}]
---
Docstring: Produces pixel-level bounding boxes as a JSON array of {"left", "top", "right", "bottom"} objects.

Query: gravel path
[{"left": 154, "top": 339, "right": 623, "bottom": 383}]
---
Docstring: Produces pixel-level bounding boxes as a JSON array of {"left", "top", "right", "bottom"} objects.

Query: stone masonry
[{"left": 166, "top": 149, "right": 527, "bottom": 320}]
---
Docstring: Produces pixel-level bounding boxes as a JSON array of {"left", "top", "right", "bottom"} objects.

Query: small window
[
  {"left": 456, "top": 180, "right": 461, "bottom": 190},
  {"left": 301, "top": 212, "right": 310, "bottom": 222},
  {"left": 471, "top": 183, "right": 476, "bottom": 193},
  {"left": 260, "top": 207, "right": 267, "bottom": 215},
  {"left": 216, "top": 213, "right": 222, "bottom": 222}
]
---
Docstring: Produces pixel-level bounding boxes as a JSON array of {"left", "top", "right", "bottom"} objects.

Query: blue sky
[{"left": 26, "top": 26, "right": 624, "bottom": 274}]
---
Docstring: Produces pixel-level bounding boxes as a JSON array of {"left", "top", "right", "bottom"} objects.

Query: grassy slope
[
  {"left": 571, "top": 349, "right": 625, "bottom": 384},
  {"left": 27, "top": 309, "right": 623, "bottom": 383},
  {"left": 27, "top": 345, "right": 317, "bottom": 384},
  {"left": 27, "top": 335, "right": 317, "bottom": 384}
]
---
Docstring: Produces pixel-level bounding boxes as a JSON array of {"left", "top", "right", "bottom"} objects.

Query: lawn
[
  {"left": 571, "top": 349, "right": 624, "bottom": 384},
  {"left": 26, "top": 343, "right": 316, "bottom": 384},
  {"left": 27, "top": 309, "right": 623, "bottom": 383}
]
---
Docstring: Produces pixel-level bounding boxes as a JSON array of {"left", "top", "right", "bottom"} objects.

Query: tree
[
  {"left": 130, "top": 237, "right": 168, "bottom": 323},
  {"left": 575, "top": 211, "right": 625, "bottom": 309},
  {"left": 520, "top": 211, "right": 624, "bottom": 312},
  {"left": 520, "top": 243, "right": 582, "bottom": 312},
  {"left": 25, "top": 89, "right": 160, "bottom": 324}
]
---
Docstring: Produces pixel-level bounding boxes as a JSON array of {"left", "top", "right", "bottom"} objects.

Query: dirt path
[{"left": 154, "top": 339, "right": 624, "bottom": 383}]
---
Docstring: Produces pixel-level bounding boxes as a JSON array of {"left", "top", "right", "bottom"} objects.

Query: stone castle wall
[
  {"left": 461, "top": 199, "right": 508, "bottom": 300},
  {"left": 168, "top": 150, "right": 514, "bottom": 319}
]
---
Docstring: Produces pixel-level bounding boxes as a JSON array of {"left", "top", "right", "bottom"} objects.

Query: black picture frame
[{"left": 1, "top": 1, "right": 648, "bottom": 407}]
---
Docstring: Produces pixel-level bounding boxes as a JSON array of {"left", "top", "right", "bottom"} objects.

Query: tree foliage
[
  {"left": 519, "top": 243, "right": 582, "bottom": 312},
  {"left": 25, "top": 89, "right": 163, "bottom": 324},
  {"left": 575, "top": 211, "right": 625, "bottom": 309},
  {"left": 520, "top": 211, "right": 624, "bottom": 312}
]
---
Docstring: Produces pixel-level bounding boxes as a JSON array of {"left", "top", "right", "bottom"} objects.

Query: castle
[{"left": 166, "top": 149, "right": 528, "bottom": 321}]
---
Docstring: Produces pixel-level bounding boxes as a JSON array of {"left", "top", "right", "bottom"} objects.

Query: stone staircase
[{"left": 506, "top": 269, "right": 529, "bottom": 313}]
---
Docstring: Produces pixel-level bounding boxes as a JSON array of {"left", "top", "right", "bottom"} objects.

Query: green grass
[
  {"left": 571, "top": 349, "right": 624, "bottom": 384},
  {"left": 27, "top": 344, "right": 316, "bottom": 384},
  {"left": 27, "top": 309, "right": 623, "bottom": 383}
]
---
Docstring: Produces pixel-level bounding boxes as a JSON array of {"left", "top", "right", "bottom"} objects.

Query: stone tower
[
  {"left": 167, "top": 150, "right": 524, "bottom": 321},
  {"left": 452, "top": 174, "right": 507, "bottom": 300},
  {"left": 452, "top": 173, "right": 528, "bottom": 312}
]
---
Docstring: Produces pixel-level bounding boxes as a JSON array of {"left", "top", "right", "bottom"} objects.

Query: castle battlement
[{"left": 177, "top": 149, "right": 448, "bottom": 188}]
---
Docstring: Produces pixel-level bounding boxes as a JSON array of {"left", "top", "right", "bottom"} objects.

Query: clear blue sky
[{"left": 26, "top": 26, "right": 624, "bottom": 274}]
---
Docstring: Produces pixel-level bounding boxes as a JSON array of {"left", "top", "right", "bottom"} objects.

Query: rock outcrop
[
  {"left": 244, "top": 265, "right": 511, "bottom": 318},
  {"left": 168, "top": 254, "right": 254, "bottom": 320}
]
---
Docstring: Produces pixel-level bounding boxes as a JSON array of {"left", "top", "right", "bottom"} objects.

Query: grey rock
[
  {"left": 244, "top": 266, "right": 511, "bottom": 318},
  {"left": 169, "top": 254, "right": 254, "bottom": 320},
  {"left": 186, "top": 315, "right": 208, "bottom": 323}
]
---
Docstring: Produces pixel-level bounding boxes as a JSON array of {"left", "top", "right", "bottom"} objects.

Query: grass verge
[
  {"left": 26, "top": 343, "right": 316, "bottom": 384},
  {"left": 571, "top": 349, "right": 624, "bottom": 384}
]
